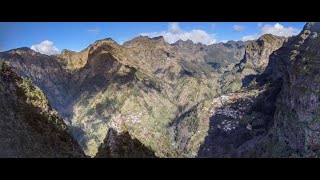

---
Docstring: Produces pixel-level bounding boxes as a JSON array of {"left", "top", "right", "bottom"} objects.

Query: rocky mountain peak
[
  {"left": 60, "top": 49, "right": 77, "bottom": 55},
  {"left": 92, "top": 38, "right": 119, "bottom": 46},
  {"left": 172, "top": 39, "right": 184, "bottom": 45},
  {"left": 227, "top": 34, "right": 288, "bottom": 89},
  {"left": 303, "top": 22, "right": 320, "bottom": 32},
  {"left": 6, "top": 47, "right": 39, "bottom": 56},
  {"left": 172, "top": 39, "right": 199, "bottom": 47},
  {"left": 239, "top": 34, "right": 286, "bottom": 72},
  {"left": 57, "top": 38, "right": 121, "bottom": 71},
  {"left": 151, "top": 36, "right": 165, "bottom": 41},
  {"left": 257, "top": 34, "right": 287, "bottom": 45},
  {"left": 123, "top": 35, "right": 168, "bottom": 48},
  {"left": 88, "top": 38, "right": 120, "bottom": 51}
]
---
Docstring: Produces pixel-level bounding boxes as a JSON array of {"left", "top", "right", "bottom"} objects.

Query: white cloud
[
  {"left": 169, "top": 23, "right": 181, "bottom": 33},
  {"left": 257, "top": 22, "right": 263, "bottom": 27},
  {"left": 233, "top": 24, "right": 245, "bottom": 32},
  {"left": 211, "top": 23, "right": 217, "bottom": 29},
  {"left": 260, "top": 23, "right": 299, "bottom": 37},
  {"left": 87, "top": 28, "right": 100, "bottom": 33},
  {"left": 140, "top": 22, "right": 217, "bottom": 45},
  {"left": 31, "top": 40, "right": 59, "bottom": 55},
  {"left": 242, "top": 23, "right": 300, "bottom": 41},
  {"left": 242, "top": 34, "right": 260, "bottom": 41}
]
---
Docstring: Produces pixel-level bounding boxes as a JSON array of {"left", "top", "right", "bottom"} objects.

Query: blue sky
[{"left": 0, "top": 22, "right": 306, "bottom": 55}]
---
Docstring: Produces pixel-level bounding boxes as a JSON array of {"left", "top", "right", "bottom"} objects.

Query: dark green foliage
[
  {"left": 16, "top": 78, "right": 68, "bottom": 132},
  {"left": 0, "top": 59, "right": 8, "bottom": 74},
  {"left": 95, "top": 98, "right": 117, "bottom": 115},
  {"left": 131, "top": 85, "right": 143, "bottom": 97},
  {"left": 170, "top": 105, "right": 199, "bottom": 152},
  {"left": 178, "top": 59, "right": 214, "bottom": 78},
  {"left": 135, "top": 71, "right": 161, "bottom": 92},
  {"left": 0, "top": 66, "right": 85, "bottom": 157}
]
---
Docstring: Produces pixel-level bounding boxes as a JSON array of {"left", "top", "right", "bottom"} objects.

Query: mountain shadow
[
  {"left": 0, "top": 60, "right": 86, "bottom": 158},
  {"left": 95, "top": 128, "right": 157, "bottom": 158},
  {"left": 197, "top": 84, "right": 284, "bottom": 157}
]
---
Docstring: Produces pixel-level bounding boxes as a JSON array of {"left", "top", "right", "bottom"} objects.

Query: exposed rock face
[
  {"left": 271, "top": 22, "right": 320, "bottom": 156},
  {"left": 195, "top": 85, "right": 288, "bottom": 158},
  {"left": 0, "top": 48, "right": 74, "bottom": 118},
  {"left": 56, "top": 49, "right": 89, "bottom": 71},
  {"left": 238, "top": 34, "right": 287, "bottom": 74},
  {"left": 196, "top": 90, "right": 270, "bottom": 157},
  {"left": 235, "top": 34, "right": 286, "bottom": 88},
  {"left": 95, "top": 128, "right": 156, "bottom": 158},
  {"left": 0, "top": 60, "right": 86, "bottom": 157},
  {"left": 217, "top": 35, "right": 287, "bottom": 93}
]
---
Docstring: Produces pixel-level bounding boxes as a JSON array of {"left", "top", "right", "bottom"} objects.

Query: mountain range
[{"left": 1, "top": 22, "right": 320, "bottom": 158}]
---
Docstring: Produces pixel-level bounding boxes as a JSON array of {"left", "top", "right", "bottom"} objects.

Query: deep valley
[{"left": 1, "top": 22, "right": 320, "bottom": 158}]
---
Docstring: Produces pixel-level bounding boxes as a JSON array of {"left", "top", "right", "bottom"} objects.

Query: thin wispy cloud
[
  {"left": 257, "top": 22, "right": 263, "bottom": 27},
  {"left": 140, "top": 22, "right": 217, "bottom": 45},
  {"left": 233, "top": 24, "right": 245, "bottom": 32},
  {"left": 242, "top": 34, "right": 260, "bottom": 41},
  {"left": 31, "top": 40, "right": 59, "bottom": 55},
  {"left": 87, "top": 28, "right": 100, "bottom": 33},
  {"left": 242, "top": 23, "right": 300, "bottom": 41},
  {"left": 211, "top": 23, "right": 217, "bottom": 29}
]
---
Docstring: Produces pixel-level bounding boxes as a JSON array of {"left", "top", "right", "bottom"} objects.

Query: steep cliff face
[
  {"left": 56, "top": 49, "right": 89, "bottom": 72},
  {"left": 95, "top": 128, "right": 156, "bottom": 158},
  {"left": 236, "top": 34, "right": 286, "bottom": 88},
  {"left": 271, "top": 22, "right": 320, "bottom": 156},
  {"left": 0, "top": 60, "right": 86, "bottom": 157},
  {"left": 0, "top": 48, "right": 74, "bottom": 118},
  {"left": 196, "top": 90, "right": 271, "bottom": 157},
  {"left": 220, "top": 34, "right": 286, "bottom": 92},
  {"left": 238, "top": 34, "right": 287, "bottom": 74}
]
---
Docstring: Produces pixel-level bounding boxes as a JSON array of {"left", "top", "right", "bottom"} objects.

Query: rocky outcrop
[
  {"left": 0, "top": 60, "right": 86, "bottom": 157},
  {"left": 238, "top": 34, "right": 287, "bottom": 74},
  {"left": 56, "top": 49, "right": 89, "bottom": 72},
  {"left": 271, "top": 22, "right": 320, "bottom": 156},
  {"left": 217, "top": 34, "right": 286, "bottom": 93},
  {"left": 236, "top": 34, "right": 287, "bottom": 87},
  {"left": 0, "top": 48, "right": 74, "bottom": 118},
  {"left": 95, "top": 128, "right": 156, "bottom": 158}
]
